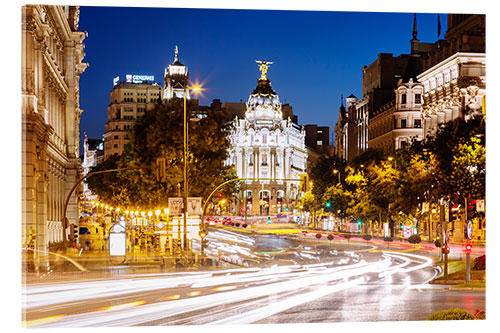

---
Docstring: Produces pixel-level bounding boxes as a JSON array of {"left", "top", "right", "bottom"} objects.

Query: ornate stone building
[
  {"left": 22, "top": 5, "right": 88, "bottom": 270},
  {"left": 417, "top": 14, "right": 485, "bottom": 137},
  {"left": 227, "top": 62, "right": 307, "bottom": 215},
  {"left": 368, "top": 78, "right": 424, "bottom": 152}
]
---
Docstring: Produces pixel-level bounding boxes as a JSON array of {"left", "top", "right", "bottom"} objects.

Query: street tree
[{"left": 87, "top": 98, "right": 236, "bottom": 210}]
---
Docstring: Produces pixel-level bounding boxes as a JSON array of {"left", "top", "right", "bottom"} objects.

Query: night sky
[{"left": 78, "top": 4, "right": 447, "bottom": 145}]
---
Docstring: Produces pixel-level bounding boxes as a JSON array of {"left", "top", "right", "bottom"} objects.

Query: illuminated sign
[
  {"left": 132, "top": 75, "right": 154, "bottom": 83},
  {"left": 113, "top": 76, "right": 120, "bottom": 86},
  {"left": 124, "top": 74, "right": 155, "bottom": 84},
  {"left": 109, "top": 232, "right": 126, "bottom": 256}
]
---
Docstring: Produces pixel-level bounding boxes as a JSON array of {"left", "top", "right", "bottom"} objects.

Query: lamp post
[
  {"left": 333, "top": 169, "right": 340, "bottom": 184},
  {"left": 182, "top": 79, "right": 202, "bottom": 251}
]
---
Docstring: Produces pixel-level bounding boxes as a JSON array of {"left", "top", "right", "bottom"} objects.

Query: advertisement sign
[
  {"left": 403, "top": 225, "right": 411, "bottom": 238},
  {"left": 168, "top": 198, "right": 184, "bottom": 215},
  {"left": 126, "top": 74, "right": 132, "bottom": 83},
  {"left": 109, "top": 233, "right": 126, "bottom": 256},
  {"left": 132, "top": 74, "right": 154, "bottom": 83},
  {"left": 113, "top": 76, "right": 120, "bottom": 86},
  {"left": 476, "top": 199, "right": 485, "bottom": 212},
  {"left": 187, "top": 197, "right": 202, "bottom": 215}
]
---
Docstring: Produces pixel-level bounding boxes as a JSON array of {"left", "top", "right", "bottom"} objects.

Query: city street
[
  {"left": 22, "top": 227, "right": 485, "bottom": 327},
  {"left": 19, "top": 4, "right": 488, "bottom": 329}
]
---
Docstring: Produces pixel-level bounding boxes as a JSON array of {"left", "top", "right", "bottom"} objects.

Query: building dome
[{"left": 245, "top": 63, "right": 282, "bottom": 125}]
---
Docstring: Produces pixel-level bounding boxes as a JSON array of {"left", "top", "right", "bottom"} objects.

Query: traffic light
[
  {"left": 442, "top": 244, "right": 450, "bottom": 254},
  {"left": 467, "top": 200, "right": 476, "bottom": 220},
  {"left": 267, "top": 216, "right": 271, "bottom": 224},
  {"left": 465, "top": 243, "right": 472, "bottom": 253},
  {"left": 449, "top": 205, "right": 458, "bottom": 221},
  {"left": 400, "top": 223, "right": 403, "bottom": 230},
  {"left": 218, "top": 192, "right": 223, "bottom": 198},
  {"left": 325, "top": 201, "right": 331, "bottom": 209},
  {"left": 299, "top": 174, "right": 309, "bottom": 192},
  {"left": 357, "top": 220, "right": 362, "bottom": 227}
]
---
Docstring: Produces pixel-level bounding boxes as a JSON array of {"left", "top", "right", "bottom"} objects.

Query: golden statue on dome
[{"left": 256, "top": 60, "right": 273, "bottom": 80}]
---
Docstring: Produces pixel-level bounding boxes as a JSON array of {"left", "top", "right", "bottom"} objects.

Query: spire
[
  {"left": 412, "top": 13, "right": 418, "bottom": 40},
  {"left": 174, "top": 45, "right": 179, "bottom": 62},
  {"left": 410, "top": 13, "right": 420, "bottom": 54}
]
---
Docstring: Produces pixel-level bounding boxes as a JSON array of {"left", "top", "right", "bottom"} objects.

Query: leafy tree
[
  {"left": 309, "top": 155, "right": 345, "bottom": 206},
  {"left": 450, "top": 135, "right": 485, "bottom": 199},
  {"left": 323, "top": 183, "right": 352, "bottom": 220},
  {"left": 344, "top": 165, "right": 380, "bottom": 232},
  {"left": 424, "top": 115, "right": 485, "bottom": 201},
  {"left": 86, "top": 98, "right": 236, "bottom": 210}
]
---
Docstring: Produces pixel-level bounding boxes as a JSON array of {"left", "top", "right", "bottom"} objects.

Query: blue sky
[{"left": 78, "top": 5, "right": 448, "bottom": 144}]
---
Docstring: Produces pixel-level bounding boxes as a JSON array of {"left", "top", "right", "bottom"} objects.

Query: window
[
  {"left": 114, "top": 135, "right": 119, "bottom": 139},
  {"left": 415, "top": 94, "right": 421, "bottom": 104},
  {"left": 414, "top": 119, "right": 422, "bottom": 128},
  {"left": 400, "top": 141, "right": 408, "bottom": 149},
  {"left": 114, "top": 144, "right": 118, "bottom": 148},
  {"left": 401, "top": 119, "right": 407, "bottom": 128},
  {"left": 401, "top": 94, "right": 407, "bottom": 104},
  {"left": 317, "top": 140, "right": 323, "bottom": 146}
]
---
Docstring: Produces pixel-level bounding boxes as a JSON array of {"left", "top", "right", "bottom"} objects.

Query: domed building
[{"left": 227, "top": 61, "right": 307, "bottom": 216}]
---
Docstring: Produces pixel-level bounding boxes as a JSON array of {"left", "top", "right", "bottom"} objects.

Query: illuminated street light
[
  {"left": 333, "top": 169, "right": 340, "bottom": 184},
  {"left": 182, "top": 77, "right": 203, "bottom": 251}
]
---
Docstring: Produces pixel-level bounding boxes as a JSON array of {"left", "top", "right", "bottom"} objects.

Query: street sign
[
  {"left": 467, "top": 221, "right": 473, "bottom": 239},
  {"left": 476, "top": 199, "right": 485, "bottom": 212},
  {"left": 168, "top": 197, "right": 184, "bottom": 215},
  {"left": 187, "top": 197, "right": 202, "bottom": 215}
]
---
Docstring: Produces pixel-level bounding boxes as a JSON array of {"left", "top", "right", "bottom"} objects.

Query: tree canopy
[{"left": 86, "top": 98, "right": 236, "bottom": 210}]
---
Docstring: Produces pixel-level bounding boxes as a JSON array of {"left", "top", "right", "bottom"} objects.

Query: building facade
[
  {"left": 227, "top": 62, "right": 307, "bottom": 215},
  {"left": 418, "top": 52, "right": 485, "bottom": 137},
  {"left": 417, "top": 14, "right": 485, "bottom": 138},
  {"left": 103, "top": 80, "right": 162, "bottom": 158},
  {"left": 335, "top": 14, "right": 434, "bottom": 160},
  {"left": 22, "top": 5, "right": 88, "bottom": 270},
  {"left": 368, "top": 78, "right": 424, "bottom": 152}
]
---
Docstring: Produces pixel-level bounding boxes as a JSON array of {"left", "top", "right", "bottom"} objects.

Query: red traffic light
[
  {"left": 218, "top": 193, "right": 223, "bottom": 198},
  {"left": 442, "top": 245, "right": 450, "bottom": 254},
  {"left": 465, "top": 243, "right": 472, "bottom": 253}
]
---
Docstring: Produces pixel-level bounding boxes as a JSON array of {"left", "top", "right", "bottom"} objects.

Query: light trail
[{"left": 27, "top": 259, "right": 391, "bottom": 327}]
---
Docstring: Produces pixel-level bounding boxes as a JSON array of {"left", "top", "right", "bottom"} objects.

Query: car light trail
[
  {"left": 208, "top": 277, "right": 366, "bottom": 325},
  {"left": 28, "top": 259, "right": 392, "bottom": 327}
]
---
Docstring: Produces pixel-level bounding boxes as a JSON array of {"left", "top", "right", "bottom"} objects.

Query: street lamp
[
  {"left": 182, "top": 78, "right": 203, "bottom": 251},
  {"left": 333, "top": 169, "right": 340, "bottom": 184}
]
